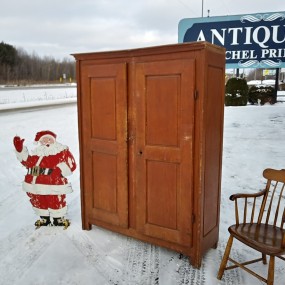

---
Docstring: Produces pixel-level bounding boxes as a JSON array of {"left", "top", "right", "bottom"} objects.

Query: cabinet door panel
[
  {"left": 80, "top": 62, "right": 128, "bottom": 228},
  {"left": 135, "top": 59, "right": 195, "bottom": 246}
]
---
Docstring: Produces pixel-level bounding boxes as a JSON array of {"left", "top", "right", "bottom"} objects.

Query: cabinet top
[{"left": 72, "top": 41, "right": 225, "bottom": 61}]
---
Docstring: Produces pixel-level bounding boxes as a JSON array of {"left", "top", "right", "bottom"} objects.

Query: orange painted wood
[{"left": 73, "top": 42, "right": 225, "bottom": 267}]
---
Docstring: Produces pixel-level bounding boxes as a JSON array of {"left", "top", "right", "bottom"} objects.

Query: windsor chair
[{"left": 217, "top": 168, "right": 285, "bottom": 285}]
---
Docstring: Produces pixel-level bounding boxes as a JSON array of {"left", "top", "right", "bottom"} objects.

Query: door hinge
[{"left": 194, "top": 90, "right": 198, "bottom": 100}]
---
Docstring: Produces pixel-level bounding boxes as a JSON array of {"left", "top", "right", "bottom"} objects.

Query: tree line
[{"left": 0, "top": 41, "right": 75, "bottom": 85}]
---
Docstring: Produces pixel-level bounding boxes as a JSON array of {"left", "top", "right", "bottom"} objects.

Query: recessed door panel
[
  {"left": 135, "top": 59, "right": 195, "bottom": 246},
  {"left": 92, "top": 152, "right": 117, "bottom": 213},
  {"left": 90, "top": 78, "right": 117, "bottom": 140},
  {"left": 146, "top": 75, "right": 179, "bottom": 147},
  {"left": 147, "top": 161, "right": 178, "bottom": 230},
  {"left": 80, "top": 62, "right": 128, "bottom": 228}
]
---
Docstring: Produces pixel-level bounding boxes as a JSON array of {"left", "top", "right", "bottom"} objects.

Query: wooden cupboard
[{"left": 73, "top": 42, "right": 225, "bottom": 268}]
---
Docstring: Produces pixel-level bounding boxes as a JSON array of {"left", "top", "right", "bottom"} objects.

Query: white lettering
[
  {"left": 272, "top": 25, "right": 285, "bottom": 44},
  {"left": 261, "top": 49, "right": 269, "bottom": 58},
  {"left": 193, "top": 22, "right": 285, "bottom": 62},
  {"left": 269, "top": 49, "right": 277, "bottom": 58},
  {"left": 260, "top": 48, "right": 285, "bottom": 58},
  {"left": 241, "top": 50, "right": 249, "bottom": 59},
  {"left": 252, "top": 26, "right": 270, "bottom": 48},
  {"left": 231, "top": 50, "right": 241, "bottom": 59},
  {"left": 197, "top": 30, "right": 206, "bottom": 41},
  {"left": 277, "top": 49, "right": 285, "bottom": 57},
  {"left": 225, "top": 50, "right": 259, "bottom": 60},
  {"left": 228, "top": 28, "right": 243, "bottom": 45},
  {"left": 197, "top": 25, "right": 285, "bottom": 48},
  {"left": 211, "top": 28, "right": 227, "bottom": 45},
  {"left": 225, "top": 51, "right": 232, "bottom": 59},
  {"left": 244, "top": 27, "right": 253, "bottom": 44},
  {"left": 249, "top": 50, "right": 257, "bottom": 59}
]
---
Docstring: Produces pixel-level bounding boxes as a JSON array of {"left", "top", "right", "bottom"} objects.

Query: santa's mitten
[{"left": 13, "top": 136, "right": 25, "bottom": 152}]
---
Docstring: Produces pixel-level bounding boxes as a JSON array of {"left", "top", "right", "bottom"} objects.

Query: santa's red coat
[{"left": 15, "top": 144, "right": 76, "bottom": 195}]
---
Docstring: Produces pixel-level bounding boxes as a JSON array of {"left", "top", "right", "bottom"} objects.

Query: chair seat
[{"left": 229, "top": 223, "right": 285, "bottom": 256}]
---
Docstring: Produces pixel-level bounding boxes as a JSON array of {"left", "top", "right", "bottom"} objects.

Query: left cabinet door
[{"left": 79, "top": 62, "right": 129, "bottom": 228}]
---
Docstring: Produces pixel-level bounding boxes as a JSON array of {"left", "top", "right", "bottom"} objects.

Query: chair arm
[
  {"left": 229, "top": 189, "right": 267, "bottom": 201},
  {"left": 230, "top": 189, "right": 268, "bottom": 225}
]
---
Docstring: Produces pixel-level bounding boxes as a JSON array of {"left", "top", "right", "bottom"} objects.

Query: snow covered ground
[{"left": 0, "top": 87, "right": 285, "bottom": 285}]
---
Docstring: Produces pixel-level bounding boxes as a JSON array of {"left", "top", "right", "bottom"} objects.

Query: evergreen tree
[{"left": 0, "top": 41, "right": 18, "bottom": 66}]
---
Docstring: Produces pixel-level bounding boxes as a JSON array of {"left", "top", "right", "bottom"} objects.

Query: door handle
[{"left": 138, "top": 150, "right": 143, "bottom": 156}]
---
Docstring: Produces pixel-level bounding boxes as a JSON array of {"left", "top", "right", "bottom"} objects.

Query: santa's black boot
[
  {"left": 35, "top": 216, "right": 51, "bottom": 228},
  {"left": 53, "top": 217, "right": 70, "bottom": 229}
]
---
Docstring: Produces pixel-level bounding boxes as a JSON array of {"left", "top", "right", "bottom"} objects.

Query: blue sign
[{"left": 178, "top": 12, "right": 285, "bottom": 69}]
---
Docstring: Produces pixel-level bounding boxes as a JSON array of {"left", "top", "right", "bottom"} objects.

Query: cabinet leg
[
  {"left": 82, "top": 221, "right": 92, "bottom": 230},
  {"left": 212, "top": 242, "right": 218, "bottom": 249},
  {"left": 189, "top": 256, "right": 202, "bottom": 268}
]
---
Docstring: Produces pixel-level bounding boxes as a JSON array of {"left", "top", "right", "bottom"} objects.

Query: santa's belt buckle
[{"left": 31, "top": 166, "right": 40, "bottom": 176}]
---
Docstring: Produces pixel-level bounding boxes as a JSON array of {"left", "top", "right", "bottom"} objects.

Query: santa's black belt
[{"left": 27, "top": 166, "right": 53, "bottom": 176}]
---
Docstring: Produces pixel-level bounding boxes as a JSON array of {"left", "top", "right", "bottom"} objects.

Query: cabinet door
[
  {"left": 135, "top": 59, "right": 195, "bottom": 246},
  {"left": 80, "top": 62, "right": 128, "bottom": 228}
]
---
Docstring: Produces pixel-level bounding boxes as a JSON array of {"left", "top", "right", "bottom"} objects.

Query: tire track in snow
[
  {"left": 174, "top": 254, "right": 206, "bottom": 285},
  {"left": 122, "top": 239, "right": 160, "bottom": 284},
  {"left": 0, "top": 227, "right": 62, "bottom": 285},
  {"left": 66, "top": 225, "right": 163, "bottom": 285},
  {"left": 65, "top": 224, "right": 124, "bottom": 284},
  {"left": 65, "top": 223, "right": 245, "bottom": 285},
  {"left": 0, "top": 221, "right": 251, "bottom": 285}
]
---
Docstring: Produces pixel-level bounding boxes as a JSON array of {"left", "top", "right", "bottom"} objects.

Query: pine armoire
[{"left": 73, "top": 42, "right": 225, "bottom": 268}]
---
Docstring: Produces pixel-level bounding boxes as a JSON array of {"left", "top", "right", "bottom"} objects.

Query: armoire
[{"left": 73, "top": 42, "right": 225, "bottom": 268}]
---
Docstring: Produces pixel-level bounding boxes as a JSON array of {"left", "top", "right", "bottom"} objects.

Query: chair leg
[
  {"left": 262, "top": 253, "right": 267, "bottom": 264},
  {"left": 217, "top": 235, "right": 234, "bottom": 280},
  {"left": 267, "top": 256, "right": 275, "bottom": 285}
]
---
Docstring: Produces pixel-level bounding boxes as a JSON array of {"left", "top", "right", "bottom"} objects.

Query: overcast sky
[{"left": 1, "top": 0, "right": 284, "bottom": 61}]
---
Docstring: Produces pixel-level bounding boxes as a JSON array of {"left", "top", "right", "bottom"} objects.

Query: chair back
[
  {"left": 233, "top": 168, "right": 285, "bottom": 229},
  {"left": 259, "top": 168, "right": 285, "bottom": 228}
]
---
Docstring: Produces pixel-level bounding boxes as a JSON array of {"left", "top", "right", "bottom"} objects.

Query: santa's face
[
  {"left": 32, "top": 138, "right": 65, "bottom": 156},
  {"left": 39, "top": 136, "right": 55, "bottom": 147}
]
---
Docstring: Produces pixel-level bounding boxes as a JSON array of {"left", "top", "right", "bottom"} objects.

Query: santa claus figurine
[{"left": 13, "top": 130, "right": 76, "bottom": 229}]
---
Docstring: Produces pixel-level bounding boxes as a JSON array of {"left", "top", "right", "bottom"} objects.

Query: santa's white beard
[{"left": 32, "top": 141, "right": 67, "bottom": 156}]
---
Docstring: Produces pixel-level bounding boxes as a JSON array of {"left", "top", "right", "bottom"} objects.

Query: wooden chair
[{"left": 217, "top": 168, "right": 285, "bottom": 285}]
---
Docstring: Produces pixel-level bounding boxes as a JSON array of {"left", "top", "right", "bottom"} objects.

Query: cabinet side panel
[{"left": 203, "top": 65, "right": 224, "bottom": 236}]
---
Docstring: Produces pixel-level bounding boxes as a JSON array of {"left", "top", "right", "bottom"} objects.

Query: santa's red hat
[{"left": 34, "top": 130, "right": 57, "bottom": 142}]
